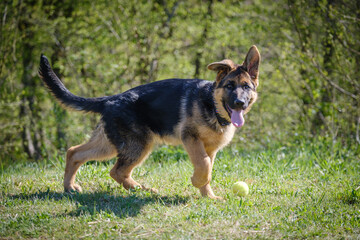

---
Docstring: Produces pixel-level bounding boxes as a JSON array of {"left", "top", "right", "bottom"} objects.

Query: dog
[{"left": 39, "top": 45, "right": 260, "bottom": 199}]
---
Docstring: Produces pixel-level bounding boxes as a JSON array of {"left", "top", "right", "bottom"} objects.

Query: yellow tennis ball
[{"left": 232, "top": 181, "right": 249, "bottom": 197}]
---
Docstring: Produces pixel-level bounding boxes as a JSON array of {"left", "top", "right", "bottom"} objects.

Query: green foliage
[{"left": 0, "top": 0, "right": 359, "bottom": 161}]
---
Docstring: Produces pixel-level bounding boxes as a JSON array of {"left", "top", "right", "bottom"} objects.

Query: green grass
[{"left": 1, "top": 139, "right": 359, "bottom": 239}]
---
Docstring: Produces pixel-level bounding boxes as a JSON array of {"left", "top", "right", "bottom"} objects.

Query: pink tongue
[{"left": 231, "top": 109, "right": 245, "bottom": 128}]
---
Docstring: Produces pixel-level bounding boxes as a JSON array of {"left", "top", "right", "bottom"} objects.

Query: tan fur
[
  {"left": 191, "top": 101, "right": 236, "bottom": 151},
  {"left": 182, "top": 128, "right": 226, "bottom": 200},
  {"left": 153, "top": 132, "right": 183, "bottom": 146},
  {"left": 237, "top": 73, "right": 258, "bottom": 114},
  {"left": 109, "top": 141, "right": 157, "bottom": 192},
  {"left": 214, "top": 88, "right": 232, "bottom": 123},
  {"left": 164, "top": 100, "right": 236, "bottom": 199},
  {"left": 182, "top": 138, "right": 211, "bottom": 188},
  {"left": 64, "top": 122, "right": 117, "bottom": 192},
  {"left": 198, "top": 146, "right": 218, "bottom": 198}
]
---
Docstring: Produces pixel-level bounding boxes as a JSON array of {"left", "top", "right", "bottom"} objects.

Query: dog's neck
[
  {"left": 211, "top": 84, "right": 231, "bottom": 127},
  {"left": 215, "top": 111, "right": 231, "bottom": 126}
]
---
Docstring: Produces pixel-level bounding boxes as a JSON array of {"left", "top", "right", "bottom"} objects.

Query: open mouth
[{"left": 225, "top": 104, "right": 245, "bottom": 128}]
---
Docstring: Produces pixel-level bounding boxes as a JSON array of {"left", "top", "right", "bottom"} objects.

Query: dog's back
[{"left": 101, "top": 78, "right": 216, "bottom": 141}]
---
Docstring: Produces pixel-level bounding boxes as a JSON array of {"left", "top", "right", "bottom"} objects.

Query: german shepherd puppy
[{"left": 39, "top": 46, "right": 260, "bottom": 199}]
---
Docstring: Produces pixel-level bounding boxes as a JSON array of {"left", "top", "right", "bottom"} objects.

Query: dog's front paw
[
  {"left": 201, "top": 190, "right": 224, "bottom": 200},
  {"left": 209, "top": 195, "right": 224, "bottom": 201},
  {"left": 199, "top": 183, "right": 224, "bottom": 200},
  {"left": 64, "top": 183, "right": 82, "bottom": 193}
]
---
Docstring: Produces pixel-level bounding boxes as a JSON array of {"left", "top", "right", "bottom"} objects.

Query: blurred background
[{"left": 0, "top": 0, "right": 359, "bottom": 163}]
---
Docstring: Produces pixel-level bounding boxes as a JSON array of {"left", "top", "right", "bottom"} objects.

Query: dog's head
[{"left": 208, "top": 45, "right": 260, "bottom": 128}]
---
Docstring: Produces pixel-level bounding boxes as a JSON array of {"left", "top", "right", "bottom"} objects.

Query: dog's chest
[{"left": 198, "top": 125, "right": 236, "bottom": 150}]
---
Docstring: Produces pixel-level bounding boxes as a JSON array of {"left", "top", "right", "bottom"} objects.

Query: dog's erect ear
[
  {"left": 243, "top": 45, "right": 260, "bottom": 86},
  {"left": 207, "top": 59, "right": 237, "bottom": 82}
]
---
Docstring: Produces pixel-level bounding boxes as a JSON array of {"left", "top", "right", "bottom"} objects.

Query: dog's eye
[
  {"left": 226, "top": 83, "right": 234, "bottom": 90},
  {"left": 243, "top": 84, "right": 251, "bottom": 90}
]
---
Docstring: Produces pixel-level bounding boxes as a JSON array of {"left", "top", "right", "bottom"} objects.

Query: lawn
[{"left": 1, "top": 139, "right": 359, "bottom": 239}]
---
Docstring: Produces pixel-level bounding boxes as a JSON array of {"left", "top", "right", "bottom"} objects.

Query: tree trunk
[
  {"left": 20, "top": 40, "right": 42, "bottom": 160},
  {"left": 18, "top": 1, "right": 44, "bottom": 160},
  {"left": 311, "top": 0, "right": 335, "bottom": 135},
  {"left": 194, "top": 0, "right": 213, "bottom": 79},
  {"left": 355, "top": 0, "right": 360, "bottom": 143}
]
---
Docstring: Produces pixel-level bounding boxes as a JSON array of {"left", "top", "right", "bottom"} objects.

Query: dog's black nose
[{"left": 234, "top": 99, "right": 245, "bottom": 108}]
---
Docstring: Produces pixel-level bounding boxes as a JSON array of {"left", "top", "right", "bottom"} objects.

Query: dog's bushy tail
[{"left": 39, "top": 54, "right": 106, "bottom": 113}]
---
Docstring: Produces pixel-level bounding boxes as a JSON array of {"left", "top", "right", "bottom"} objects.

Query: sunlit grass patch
[{"left": 1, "top": 140, "right": 359, "bottom": 239}]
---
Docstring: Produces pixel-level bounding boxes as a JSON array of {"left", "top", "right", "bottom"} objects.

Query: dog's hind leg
[
  {"left": 64, "top": 123, "right": 117, "bottom": 192},
  {"left": 109, "top": 139, "right": 157, "bottom": 192}
]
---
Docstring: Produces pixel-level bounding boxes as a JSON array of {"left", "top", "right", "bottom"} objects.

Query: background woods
[{"left": 0, "top": 0, "right": 359, "bottom": 162}]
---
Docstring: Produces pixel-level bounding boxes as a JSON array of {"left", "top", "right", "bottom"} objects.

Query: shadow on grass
[{"left": 10, "top": 190, "right": 189, "bottom": 218}]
